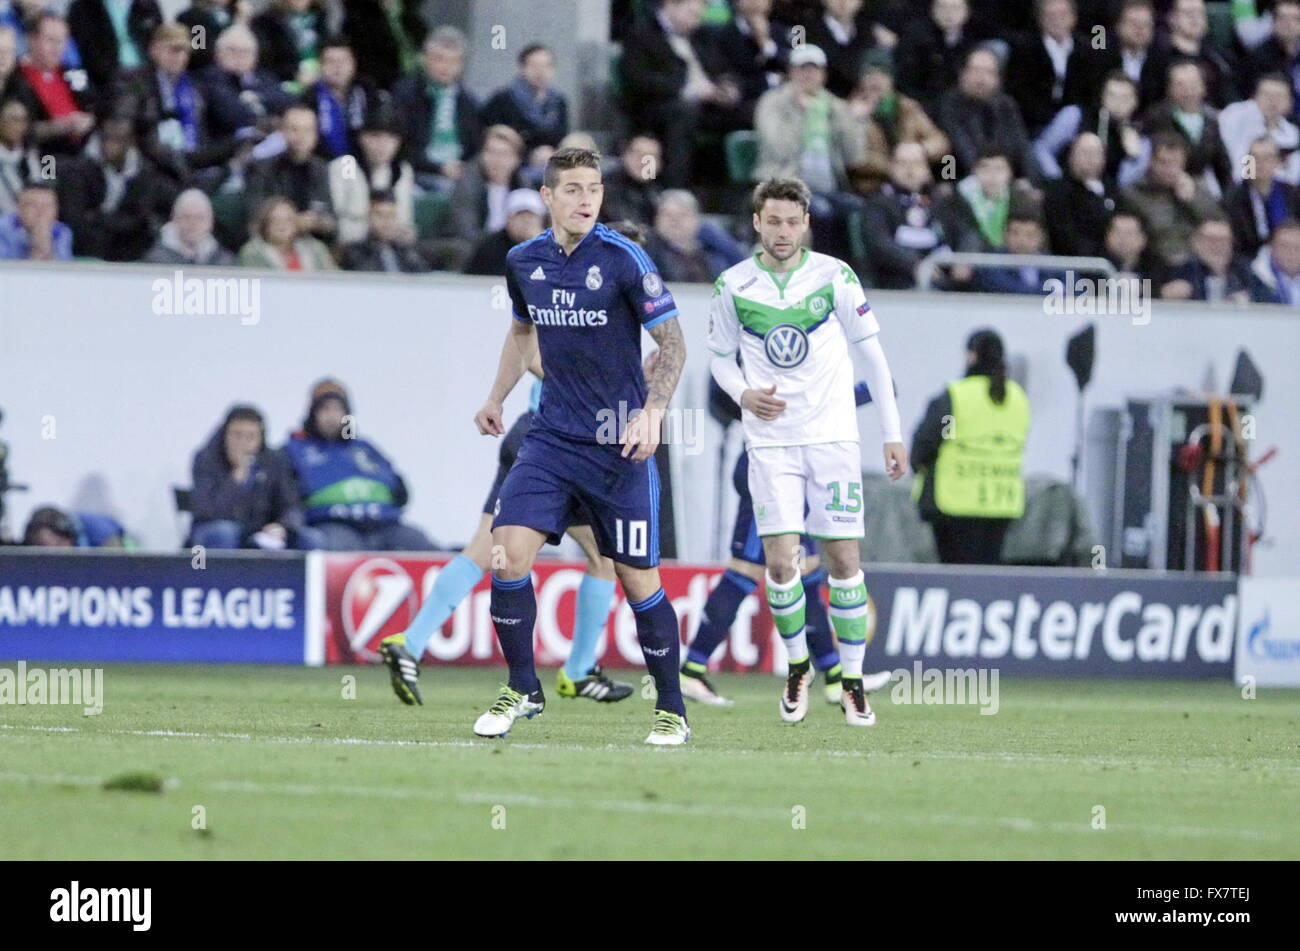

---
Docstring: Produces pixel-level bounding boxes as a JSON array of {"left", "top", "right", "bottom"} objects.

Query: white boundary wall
[{"left": 2, "top": 262, "right": 1297, "bottom": 573}]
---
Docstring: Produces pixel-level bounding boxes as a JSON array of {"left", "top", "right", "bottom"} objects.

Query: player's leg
[
  {"left": 473, "top": 445, "right": 573, "bottom": 737},
  {"left": 581, "top": 451, "right": 688, "bottom": 745},
  {"left": 555, "top": 522, "right": 631, "bottom": 702},
  {"left": 806, "top": 441, "right": 876, "bottom": 726},
  {"left": 681, "top": 557, "right": 760, "bottom": 706},
  {"left": 750, "top": 445, "right": 816, "bottom": 723},
  {"left": 798, "top": 552, "right": 845, "bottom": 703}
]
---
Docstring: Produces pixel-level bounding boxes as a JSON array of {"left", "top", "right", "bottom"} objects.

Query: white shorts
[{"left": 747, "top": 441, "right": 865, "bottom": 540}]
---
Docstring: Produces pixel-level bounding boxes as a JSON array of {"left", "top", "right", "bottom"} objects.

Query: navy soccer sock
[
  {"left": 803, "top": 568, "right": 841, "bottom": 671},
  {"left": 631, "top": 589, "right": 685, "bottom": 716},
  {"left": 685, "top": 569, "right": 756, "bottom": 670},
  {"left": 490, "top": 574, "right": 541, "bottom": 694}
]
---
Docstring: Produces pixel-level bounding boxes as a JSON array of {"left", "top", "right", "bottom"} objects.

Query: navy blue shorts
[
  {"left": 492, "top": 424, "right": 661, "bottom": 568},
  {"left": 729, "top": 449, "right": 814, "bottom": 566}
]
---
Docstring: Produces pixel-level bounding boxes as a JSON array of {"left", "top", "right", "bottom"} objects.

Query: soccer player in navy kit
[{"left": 471, "top": 147, "right": 692, "bottom": 745}]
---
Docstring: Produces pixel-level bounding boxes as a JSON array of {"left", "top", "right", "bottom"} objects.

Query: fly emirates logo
[{"left": 528, "top": 289, "right": 608, "bottom": 327}]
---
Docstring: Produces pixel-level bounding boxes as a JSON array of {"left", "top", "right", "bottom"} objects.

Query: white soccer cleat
[
  {"left": 861, "top": 669, "right": 894, "bottom": 694},
  {"left": 779, "top": 661, "right": 813, "bottom": 723},
  {"left": 645, "top": 710, "right": 691, "bottom": 746},
  {"left": 473, "top": 684, "right": 545, "bottom": 738},
  {"left": 841, "top": 678, "right": 877, "bottom": 727},
  {"left": 680, "top": 668, "right": 734, "bottom": 706}
]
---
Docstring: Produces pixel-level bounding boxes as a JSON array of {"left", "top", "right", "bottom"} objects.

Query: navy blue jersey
[{"left": 505, "top": 223, "right": 678, "bottom": 443}]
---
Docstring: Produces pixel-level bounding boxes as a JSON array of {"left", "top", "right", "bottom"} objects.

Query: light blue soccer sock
[
  {"left": 564, "top": 573, "right": 617, "bottom": 679},
  {"left": 404, "top": 553, "right": 483, "bottom": 659}
]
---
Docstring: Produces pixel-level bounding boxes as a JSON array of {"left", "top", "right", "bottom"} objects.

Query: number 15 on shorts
[{"left": 615, "top": 518, "right": 648, "bottom": 557}]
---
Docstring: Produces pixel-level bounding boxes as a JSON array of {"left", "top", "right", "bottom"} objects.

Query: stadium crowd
[{"left": 0, "top": 0, "right": 1299, "bottom": 303}]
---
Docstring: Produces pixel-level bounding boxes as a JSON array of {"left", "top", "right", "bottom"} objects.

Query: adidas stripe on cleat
[
  {"left": 379, "top": 634, "right": 423, "bottom": 705},
  {"left": 556, "top": 665, "right": 634, "bottom": 703}
]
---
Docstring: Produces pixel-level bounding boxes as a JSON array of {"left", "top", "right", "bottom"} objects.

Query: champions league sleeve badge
[{"left": 642, "top": 272, "right": 664, "bottom": 297}]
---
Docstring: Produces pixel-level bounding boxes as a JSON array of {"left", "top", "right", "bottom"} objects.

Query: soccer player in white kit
[{"left": 707, "top": 178, "right": 907, "bottom": 726}]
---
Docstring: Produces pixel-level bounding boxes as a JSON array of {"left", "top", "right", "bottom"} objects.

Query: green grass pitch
[{"left": 0, "top": 665, "right": 1296, "bottom": 860}]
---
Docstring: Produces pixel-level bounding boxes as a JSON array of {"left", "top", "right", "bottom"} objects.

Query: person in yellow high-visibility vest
[{"left": 910, "top": 329, "right": 1030, "bottom": 564}]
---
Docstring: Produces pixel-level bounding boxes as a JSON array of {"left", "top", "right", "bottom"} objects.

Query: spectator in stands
[
  {"left": 0, "top": 97, "right": 41, "bottom": 216},
  {"left": 1005, "top": 0, "right": 1096, "bottom": 136},
  {"left": 754, "top": 44, "right": 866, "bottom": 258},
  {"left": 1094, "top": 0, "right": 1168, "bottom": 112},
  {"left": 329, "top": 105, "right": 413, "bottom": 245},
  {"left": 1122, "top": 132, "right": 1223, "bottom": 266},
  {"left": 895, "top": 0, "right": 982, "bottom": 110},
  {"left": 971, "top": 209, "right": 1066, "bottom": 295},
  {"left": 801, "top": 0, "right": 879, "bottom": 99},
  {"left": 250, "top": 0, "right": 326, "bottom": 86},
  {"left": 1163, "top": 0, "right": 1237, "bottom": 108},
  {"left": 144, "top": 188, "right": 236, "bottom": 265},
  {"left": 1043, "top": 133, "right": 1119, "bottom": 257},
  {"left": 0, "top": 24, "right": 29, "bottom": 104},
  {"left": 1035, "top": 72, "right": 1149, "bottom": 190},
  {"left": 199, "top": 24, "right": 294, "bottom": 140},
  {"left": 66, "top": 0, "right": 161, "bottom": 92},
  {"left": 938, "top": 148, "right": 1031, "bottom": 253},
  {"left": 64, "top": 113, "right": 173, "bottom": 260},
  {"left": 23, "top": 505, "right": 128, "bottom": 547},
  {"left": 698, "top": 0, "right": 789, "bottom": 105},
  {"left": 936, "top": 46, "right": 1036, "bottom": 178},
  {"left": 1248, "top": 217, "right": 1300, "bottom": 304},
  {"left": 113, "top": 24, "right": 237, "bottom": 180},
  {"left": 303, "top": 38, "right": 374, "bottom": 161},
  {"left": 178, "top": 0, "right": 252, "bottom": 73},
  {"left": 846, "top": 50, "right": 950, "bottom": 190},
  {"left": 1246, "top": 0, "right": 1300, "bottom": 121},
  {"left": 481, "top": 43, "right": 569, "bottom": 152},
  {"left": 283, "top": 378, "right": 435, "bottom": 552},
  {"left": 341, "top": 0, "right": 427, "bottom": 92},
  {"left": 391, "top": 26, "right": 482, "bottom": 189},
  {"left": 464, "top": 187, "right": 546, "bottom": 275},
  {"left": 618, "top": 0, "right": 741, "bottom": 188},
  {"left": 443, "top": 123, "right": 525, "bottom": 253},
  {"left": 1219, "top": 74, "right": 1300, "bottom": 186},
  {"left": 19, "top": 13, "right": 97, "bottom": 155},
  {"left": 600, "top": 132, "right": 663, "bottom": 225},
  {"left": 1104, "top": 209, "right": 1169, "bottom": 285},
  {"left": 245, "top": 103, "right": 336, "bottom": 242},
  {"left": 340, "top": 189, "right": 428, "bottom": 272},
  {"left": 1160, "top": 215, "right": 1253, "bottom": 301},
  {"left": 645, "top": 188, "right": 743, "bottom": 282},
  {"left": 189, "top": 404, "right": 318, "bottom": 551},
  {"left": 859, "top": 141, "right": 948, "bottom": 289},
  {"left": 0, "top": 181, "right": 71, "bottom": 259},
  {"left": 238, "top": 195, "right": 335, "bottom": 270},
  {"left": 1144, "top": 59, "right": 1234, "bottom": 197},
  {"left": 1226, "top": 136, "right": 1300, "bottom": 257}
]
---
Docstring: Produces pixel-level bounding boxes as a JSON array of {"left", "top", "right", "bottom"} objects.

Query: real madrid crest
[{"left": 586, "top": 265, "right": 603, "bottom": 290}]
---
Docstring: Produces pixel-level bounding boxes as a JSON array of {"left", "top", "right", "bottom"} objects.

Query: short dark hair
[
  {"left": 321, "top": 36, "right": 354, "bottom": 56},
  {"left": 518, "top": 43, "right": 552, "bottom": 65},
  {"left": 1255, "top": 71, "right": 1291, "bottom": 94},
  {"left": 543, "top": 146, "right": 602, "bottom": 189},
  {"left": 1151, "top": 131, "right": 1190, "bottom": 156},
  {"left": 752, "top": 177, "right": 811, "bottom": 214},
  {"left": 974, "top": 145, "right": 1013, "bottom": 166},
  {"left": 1272, "top": 217, "right": 1300, "bottom": 237}
]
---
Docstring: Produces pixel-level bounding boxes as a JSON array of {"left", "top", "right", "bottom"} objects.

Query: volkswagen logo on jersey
[
  {"left": 764, "top": 323, "right": 809, "bottom": 368},
  {"left": 586, "top": 265, "right": 603, "bottom": 290},
  {"left": 642, "top": 271, "right": 664, "bottom": 297}
]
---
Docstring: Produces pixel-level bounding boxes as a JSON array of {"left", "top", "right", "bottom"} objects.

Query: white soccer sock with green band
[
  {"left": 766, "top": 571, "right": 808, "bottom": 665},
  {"left": 828, "top": 571, "right": 870, "bottom": 677}
]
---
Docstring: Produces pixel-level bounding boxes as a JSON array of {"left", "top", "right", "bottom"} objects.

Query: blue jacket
[
  {"left": 0, "top": 213, "right": 74, "bottom": 261},
  {"left": 282, "top": 432, "right": 408, "bottom": 527}
]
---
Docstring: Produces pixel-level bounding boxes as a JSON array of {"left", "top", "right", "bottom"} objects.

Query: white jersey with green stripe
[{"left": 707, "top": 248, "right": 880, "bottom": 449}]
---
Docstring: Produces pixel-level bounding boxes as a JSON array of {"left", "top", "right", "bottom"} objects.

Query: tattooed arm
[{"left": 621, "top": 317, "right": 686, "bottom": 462}]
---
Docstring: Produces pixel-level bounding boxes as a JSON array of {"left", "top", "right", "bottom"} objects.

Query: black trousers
[{"left": 930, "top": 516, "right": 1011, "bottom": 565}]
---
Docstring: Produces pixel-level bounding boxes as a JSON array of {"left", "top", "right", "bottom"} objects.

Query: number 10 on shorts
[{"left": 615, "top": 518, "right": 648, "bottom": 556}]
